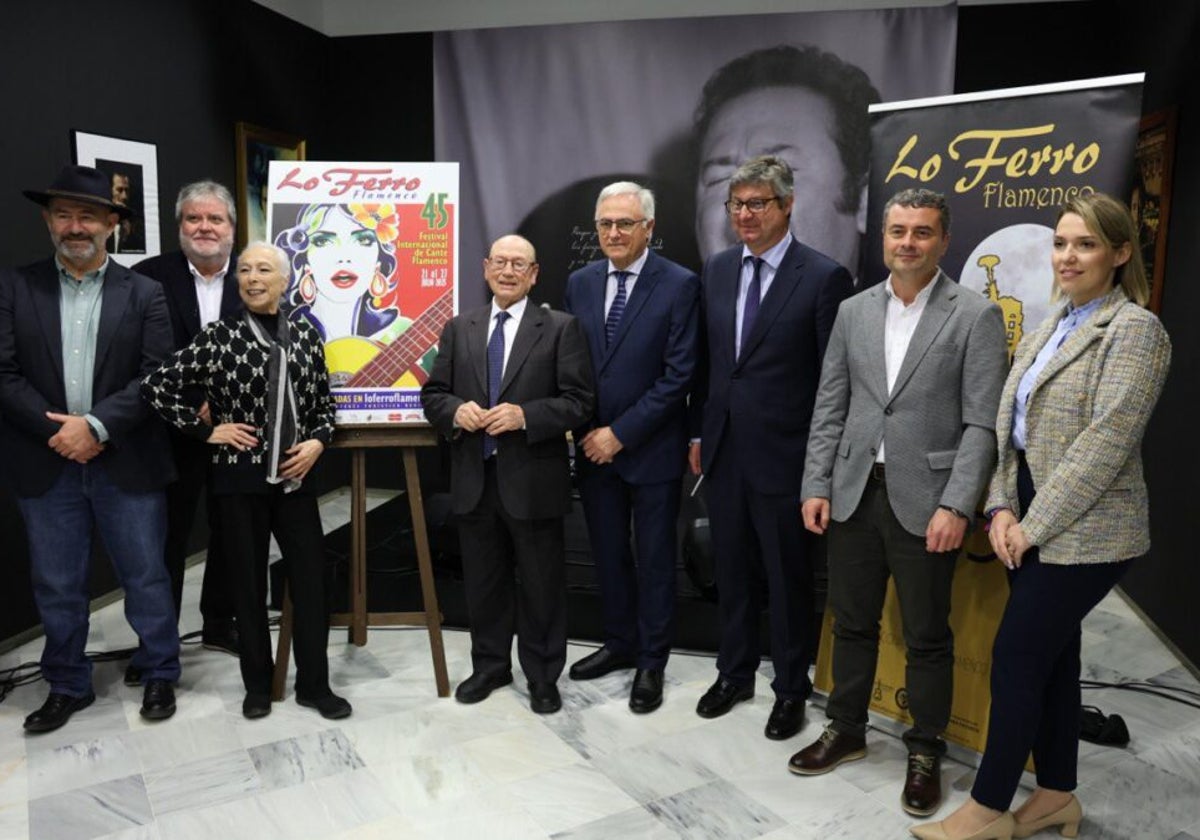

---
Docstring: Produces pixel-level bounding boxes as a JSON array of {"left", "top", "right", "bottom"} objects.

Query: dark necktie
[
  {"left": 739, "top": 256, "right": 764, "bottom": 359},
  {"left": 605, "top": 270, "right": 630, "bottom": 347},
  {"left": 484, "top": 310, "right": 510, "bottom": 458}
]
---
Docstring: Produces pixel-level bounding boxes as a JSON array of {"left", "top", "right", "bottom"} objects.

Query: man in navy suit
[
  {"left": 133, "top": 181, "right": 241, "bottom": 663},
  {"left": 563, "top": 182, "right": 699, "bottom": 713},
  {"left": 0, "top": 165, "right": 181, "bottom": 732},
  {"left": 689, "top": 155, "right": 853, "bottom": 740}
]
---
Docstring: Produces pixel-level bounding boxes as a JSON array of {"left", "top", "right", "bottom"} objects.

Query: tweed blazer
[{"left": 986, "top": 286, "right": 1171, "bottom": 565}]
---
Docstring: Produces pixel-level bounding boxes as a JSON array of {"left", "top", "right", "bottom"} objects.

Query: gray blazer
[{"left": 802, "top": 271, "right": 1009, "bottom": 536}]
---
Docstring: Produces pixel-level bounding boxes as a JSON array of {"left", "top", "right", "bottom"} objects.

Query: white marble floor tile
[
  {"left": 551, "top": 806, "right": 679, "bottom": 839},
  {"left": 460, "top": 720, "right": 585, "bottom": 784},
  {"left": 25, "top": 732, "right": 143, "bottom": 801},
  {"left": 248, "top": 727, "right": 364, "bottom": 790},
  {"left": 143, "top": 748, "right": 260, "bottom": 815},
  {"left": 28, "top": 774, "right": 152, "bottom": 840},
  {"left": 590, "top": 737, "right": 720, "bottom": 804},
  {"left": 646, "top": 777, "right": 787, "bottom": 840},
  {"left": 499, "top": 762, "right": 640, "bottom": 834}
]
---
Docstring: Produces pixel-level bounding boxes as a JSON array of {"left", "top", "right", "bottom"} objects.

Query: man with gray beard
[
  {"left": 133, "top": 182, "right": 242, "bottom": 666},
  {"left": 0, "top": 165, "right": 180, "bottom": 732}
]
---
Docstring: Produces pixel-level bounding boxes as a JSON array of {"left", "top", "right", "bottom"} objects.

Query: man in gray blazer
[{"left": 790, "top": 190, "right": 1007, "bottom": 817}]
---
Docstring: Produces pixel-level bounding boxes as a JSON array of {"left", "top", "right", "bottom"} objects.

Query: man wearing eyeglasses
[
  {"left": 421, "top": 234, "right": 594, "bottom": 715},
  {"left": 689, "top": 155, "right": 853, "bottom": 740},
  {"left": 561, "top": 182, "right": 699, "bottom": 714}
]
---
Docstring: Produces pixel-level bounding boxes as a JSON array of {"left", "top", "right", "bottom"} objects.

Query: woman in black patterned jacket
[{"left": 143, "top": 242, "right": 350, "bottom": 721}]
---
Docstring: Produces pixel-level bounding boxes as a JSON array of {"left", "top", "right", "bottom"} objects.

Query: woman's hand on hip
[
  {"left": 207, "top": 422, "right": 259, "bottom": 451},
  {"left": 280, "top": 439, "right": 325, "bottom": 480}
]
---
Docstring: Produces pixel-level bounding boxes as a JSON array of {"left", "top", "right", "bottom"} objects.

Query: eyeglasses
[
  {"left": 486, "top": 257, "right": 533, "bottom": 273},
  {"left": 724, "top": 197, "right": 781, "bottom": 215},
  {"left": 595, "top": 218, "right": 647, "bottom": 234}
]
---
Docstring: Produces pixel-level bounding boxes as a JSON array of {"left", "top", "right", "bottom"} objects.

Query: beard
[{"left": 54, "top": 233, "right": 101, "bottom": 264}]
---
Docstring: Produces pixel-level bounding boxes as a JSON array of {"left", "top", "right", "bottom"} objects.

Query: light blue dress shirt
[{"left": 57, "top": 257, "right": 111, "bottom": 442}]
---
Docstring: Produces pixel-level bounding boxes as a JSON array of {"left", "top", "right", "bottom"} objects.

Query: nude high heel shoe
[
  {"left": 910, "top": 811, "right": 1015, "bottom": 840},
  {"left": 1012, "top": 795, "right": 1082, "bottom": 838}
]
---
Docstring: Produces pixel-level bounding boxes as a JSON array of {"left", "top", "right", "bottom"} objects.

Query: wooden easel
[{"left": 271, "top": 424, "right": 450, "bottom": 700}]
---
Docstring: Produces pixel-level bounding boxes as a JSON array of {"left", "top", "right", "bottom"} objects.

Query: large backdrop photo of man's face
[{"left": 434, "top": 6, "right": 956, "bottom": 308}]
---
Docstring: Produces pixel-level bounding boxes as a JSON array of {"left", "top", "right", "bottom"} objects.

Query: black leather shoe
[
  {"left": 528, "top": 681, "right": 562, "bottom": 714},
  {"left": 696, "top": 677, "right": 753, "bottom": 718},
  {"left": 629, "top": 669, "right": 664, "bottom": 714},
  {"left": 788, "top": 726, "right": 867, "bottom": 775},
  {"left": 24, "top": 691, "right": 96, "bottom": 733},
  {"left": 901, "top": 752, "right": 943, "bottom": 816},
  {"left": 243, "top": 693, "right": 272, "bottom": 719},
  {"left": 297, "top": 692, "right": 352, "bottom": 720},
  {"left": 455, "top": 670, "right": 513, "bottom": 704},
  {"left": 568, "top": 647, "right": 636, "bottom": 681},
  {"left": 201, "top": 623, "right": 240, "bottom": 657},
  {"left": 123, "top": 664, "right": 142, "bottom": 687},
  {"left": 765, "top": 697, "right": 805, "bottom": 740},
  {"left": 141, "top": 680, "right": 177, "bottom": 721}
]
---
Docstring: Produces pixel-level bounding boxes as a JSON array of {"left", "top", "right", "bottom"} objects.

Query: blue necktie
[
  {"left": 484, "top": 310, "right": 509, "bottom": 458},
  {"left": 605, "top": 270, "right": 630, "bottom": 347},
  {"left": 739, "top": 256, "right": 764, "bottom": 359}
]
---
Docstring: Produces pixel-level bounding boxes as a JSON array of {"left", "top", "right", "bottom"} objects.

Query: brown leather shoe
[
  {"left": 788, "top": 726, "right": 867, "bottom": 775},
  {"left": 902, "top": 752, "right": 943, "bottom": 817}
]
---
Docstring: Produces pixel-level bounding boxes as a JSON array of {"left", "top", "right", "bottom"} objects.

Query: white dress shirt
[
  {"left": 190, "top": 258, "right": 230, "bottom": 327},
  {"left": 877, "top": 272, "right": 940, "bottom": 463},
  {"left": 488, "top": 295, "right": 528, "bottom": 375},
  {"left": 736, "top": 233, "right": 793, "bottom": 352},
  {"left": 604, "top": 248, "right": 649, "bottom": 317}
]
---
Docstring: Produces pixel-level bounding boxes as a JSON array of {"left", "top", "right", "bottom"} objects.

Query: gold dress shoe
[
  {"left": 909, "top": 811, "right": 1014, "bottom": 840},
  {"left": 1012, "top": 795, "right": 1081, "bottom": 838}
]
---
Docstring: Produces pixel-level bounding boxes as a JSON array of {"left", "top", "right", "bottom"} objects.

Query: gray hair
[
  {"left": 239, "top": 241, "right": 290, "bottom": 275},
  {"left": 882, "top": 188, "right": 951, "bottom": 235},
  {"left": 596, "top": 181, "right": 655, "bottom": 220},
  {"left": 175, "top": 180, "right": 237, "bottom": 225},
  {"left": 729, "top": 155, "right": 794, "bottom": 201}
]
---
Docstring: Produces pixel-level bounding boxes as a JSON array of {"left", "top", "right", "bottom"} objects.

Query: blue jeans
[{"left": 16, "top": 461, "right": 180, "bottom": 696}]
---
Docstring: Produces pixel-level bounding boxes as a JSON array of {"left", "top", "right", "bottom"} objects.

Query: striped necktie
[
  {"left": 605, "top": 270, "right": 630, "bottom": 347},
  {"left": 739, "top": 256, "right": 764, "bottom": 359}
]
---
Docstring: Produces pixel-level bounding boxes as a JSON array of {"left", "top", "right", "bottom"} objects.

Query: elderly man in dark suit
[
  {"left": 421, "top": 234, "right": 594, "bottom": 714},
  {"left": 792, "top": 189, "right": 1007, "bottom": 818},
  {"left": 133, "top": 181, "right": 241, "bottom": 664},
  {"left": 0, "top": 165, "right": 180, "bottom": 732},
  {"left": 562, "top": 182, "right": 699, "bottom": 714},
  {"left": 689, "top": 154, "right": 854, "bottom": 740}
]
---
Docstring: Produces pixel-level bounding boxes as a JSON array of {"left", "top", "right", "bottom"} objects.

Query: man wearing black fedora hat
[{"left": 0, "top": 164, "right": 182, "bottom": 732}]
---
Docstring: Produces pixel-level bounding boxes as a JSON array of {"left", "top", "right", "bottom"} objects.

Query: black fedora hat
[{"left": 23, "top": 165, "right": 133, "bottom": 220}]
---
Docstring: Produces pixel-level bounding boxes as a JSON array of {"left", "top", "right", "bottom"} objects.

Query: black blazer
[
  {"left": 421, "top": 302, "right": 595, "bottom": 519},
  {"left": 694, "top": 239, "right": 853, "bottom": 495},
  {"left": 0, "top": 258, "right": 176, "bottom": 497}
]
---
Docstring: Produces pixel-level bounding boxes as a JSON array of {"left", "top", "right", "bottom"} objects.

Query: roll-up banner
[{"left": 815, "top": 74, "right": 1145, "bottom": 754}]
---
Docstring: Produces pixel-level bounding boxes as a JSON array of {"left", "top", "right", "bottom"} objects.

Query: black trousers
[
  {"left": 219, "top": 489, "right": 331, "bottom": 697},
  {"left": 165, "top": 439, "right": 235, "bottom": 627},
  {"left": 825, "top": 473, "right": 958, "bottom": 756},
  {"left": 971, "top": 457, "right": 1132, "bottom": 809},
  {"left": 456, "top": 460, "right": 567, "bottom": 684},
  {"left": 706, "top": 443, "right": 814, "bottom": 700}
]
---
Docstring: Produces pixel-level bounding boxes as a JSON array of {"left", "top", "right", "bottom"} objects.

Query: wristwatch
[{"left": 938, "top": 504, "right": 969, "bottom": 520}]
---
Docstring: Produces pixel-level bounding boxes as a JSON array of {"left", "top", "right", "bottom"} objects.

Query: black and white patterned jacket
[{"left": 141, "top": 311, "right": 335, "bottom": 486}]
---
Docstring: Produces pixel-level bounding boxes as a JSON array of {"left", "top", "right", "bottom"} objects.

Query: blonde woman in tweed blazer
[{"left": 918, "top": 194, "right": 1170, "bottom": 840}]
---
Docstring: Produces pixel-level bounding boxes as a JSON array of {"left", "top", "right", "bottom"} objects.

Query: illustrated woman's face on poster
[{"left": 305, "top": 208, "right": 381, "bottom": 305}]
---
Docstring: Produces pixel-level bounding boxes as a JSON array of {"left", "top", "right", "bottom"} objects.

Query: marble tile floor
[{"left": 2, "top": 489, "right": 1199, "bottom": 839}]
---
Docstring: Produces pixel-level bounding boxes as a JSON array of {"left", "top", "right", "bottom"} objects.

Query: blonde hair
[{"left": 1055, "top": 192, "right": 1150, "bottom": 307}]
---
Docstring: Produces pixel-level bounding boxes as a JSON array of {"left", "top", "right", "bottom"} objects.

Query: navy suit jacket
[
  {"left": 0, "top": 258, "right": 176, "bottom": 497},
  {"left": 694, "top": 239, "right": 853, "bottom": 496},
  {"left": 564, "top": 250, "right": 699, "bottom": 485},
  {"left": 421, "top": 302, "right": 594, "bottom": 519}
]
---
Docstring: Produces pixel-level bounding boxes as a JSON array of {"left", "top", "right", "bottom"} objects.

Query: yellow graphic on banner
[{"left": 978, "top": 254, "right": 1025, "bottom": 361}]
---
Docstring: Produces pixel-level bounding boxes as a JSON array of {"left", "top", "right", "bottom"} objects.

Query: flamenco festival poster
[{"left": 267, "top": 161, "right": 459, "bottom": 423}]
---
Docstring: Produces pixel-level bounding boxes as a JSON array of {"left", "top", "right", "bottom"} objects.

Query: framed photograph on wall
[
  {"left": 1132, "top": 107, "right": 1177, "bottom": 314},
  {"left": 235, "top": 122, "right": 306, "bottom": 249},
  {"left": 71, "top": 130, "right": 160, "bottom": 266}
]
